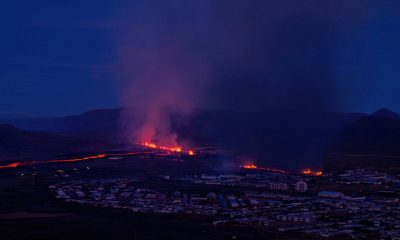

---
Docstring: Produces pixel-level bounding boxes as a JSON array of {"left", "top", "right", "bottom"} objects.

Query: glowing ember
[
  {"left": 188, "top": 150, "right": 195, "bottom": 156},
  {"left": 302, "top": 168, "right": 323, "bottom": 176}
]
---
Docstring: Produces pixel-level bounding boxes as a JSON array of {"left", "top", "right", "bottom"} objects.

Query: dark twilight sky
[{"left": 0, "top": 0, "right": 399, "bottom": 117}]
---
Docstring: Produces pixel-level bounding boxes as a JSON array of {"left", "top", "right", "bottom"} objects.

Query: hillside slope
[
  {"left": 324, "top": 109, "right": 400, "bottom": 172},
  {"left": 0, "top": 124, "right": 108, "bottom": 163}
]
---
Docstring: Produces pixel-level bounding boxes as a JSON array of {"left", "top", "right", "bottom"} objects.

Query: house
[{"left": 295, "top": 180, "right": 308, "bottom": 192}]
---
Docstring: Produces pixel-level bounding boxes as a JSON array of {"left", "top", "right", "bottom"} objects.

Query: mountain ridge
[{"left": 0, "top": 108, "right": 367, "bottom": 170}]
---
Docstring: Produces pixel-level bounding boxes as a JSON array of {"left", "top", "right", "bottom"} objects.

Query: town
[{"left": 50, "top": 168, "right": 400, "bottom": 239}]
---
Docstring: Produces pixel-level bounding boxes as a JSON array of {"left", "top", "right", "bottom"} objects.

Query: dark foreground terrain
[
  {"left": 2, "top": 149, "right": 399, "bottom": 240},
  {"left": 0, "top": 154, "right": 331, "bottom": 240},
  {"left": 1, "top": 213, "right": 312, "bottom": 240}
]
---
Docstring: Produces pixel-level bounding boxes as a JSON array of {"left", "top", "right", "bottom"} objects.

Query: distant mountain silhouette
[
  {"left": 0, "top": 108, "right": 122, "bottom": 142},
  {"left": 371, "top": 108, "right": 400, "bottom": 119},
  {"left": 0, "top": 124, "right": 109, "bottom": 163},
  {"left": 324, "top": 108, "right": 400, "bottom": 172},
  {"left": 0, "top": 108, "right": 364, "bottom": 170}
]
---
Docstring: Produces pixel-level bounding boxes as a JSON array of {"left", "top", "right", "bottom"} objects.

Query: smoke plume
[
  {"left": 116, "top": 20, "right": 208, "bottom": 146},
  {"left": 114, "top": 0, "right": 389, "bottom": 146}
]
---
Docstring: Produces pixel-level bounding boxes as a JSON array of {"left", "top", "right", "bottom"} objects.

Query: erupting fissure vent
[{"left": 139, "top": 142, "right": 195, "bottom": 155}]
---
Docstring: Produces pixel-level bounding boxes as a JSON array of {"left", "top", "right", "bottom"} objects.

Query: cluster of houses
[
  {"left": 178, "top": 173, "right": 309, "bottom": 192},
  {"left": 50, "top": 168, "right": 400, "bottom": 239},
  {"left": 327, "top": 169, "right": 399, "bottom": 185}
]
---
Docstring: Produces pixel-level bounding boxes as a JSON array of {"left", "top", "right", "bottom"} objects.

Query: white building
[{"left": 295, "top": 180, "right": 308, "bottom": 192}]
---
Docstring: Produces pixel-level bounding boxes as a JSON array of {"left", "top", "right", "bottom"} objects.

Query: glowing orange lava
[
  {"left": 140, "top": 142, "right": 195, "bottom": 155},
  {"left": 0, "top": 152, "right": 146, "bottom": 170},
  {"left": 242, "top": 164, "right": 258, "bottom": 169},
  {"left": 240, "top": 164, "right": 288, "bottom": 174},
  {"left": 142, "top": 142, "right": 157, "bottom": 149},
  {"left": 0, "top": 162, "right": 21, "bottom": 169},
  {"left": 0, "top": 148, "right": 195, "bottom": 170},
  {"left": 141, "top": 142, "right": 182, "bottom": 152},
  {"left": 302, "top": 168, "right": 323, "bottom": 176}
]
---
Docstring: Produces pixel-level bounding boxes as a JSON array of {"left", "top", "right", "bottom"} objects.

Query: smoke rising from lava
[
  {"left": 116, "top": 26, "right": 208, "bottom": 147},
  {"left": 114, "top": 0, "right": 388, "bottom": 147}
]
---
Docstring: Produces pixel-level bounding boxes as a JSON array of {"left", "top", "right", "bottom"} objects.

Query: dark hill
[
  {"left": 371, "top": 108, "right": 400, "bottom": 119},
  {"left": 0, "top": 109, "right": 122, "bottom": 142},
  {"left": 0, "top": 124, "right": 108, "bottom": 163},
  {"left": 324, "top": 109, "right": 400, "bottom": 172}
]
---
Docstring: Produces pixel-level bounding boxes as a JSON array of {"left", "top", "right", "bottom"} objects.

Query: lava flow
[
  {"left": 0, "top": 142, "right": 197, "bottom": 170},
  {"left": 302, "top": 168, "right": 323, "bottom": 176},
  {"left": 0, "top": 152, "right": 146, "bottom": 170},
  {"left": 140, "top": 142, "right": 195, "bottom": 155},
  {"left": 242, "top": 164, "right": 258, "bottom": 169},
  {"left": 0, "top": 162, "right": 21, "bottom": 169},
  {"left": 240, "top": 164, "right": 288, "bottom": 174}
]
